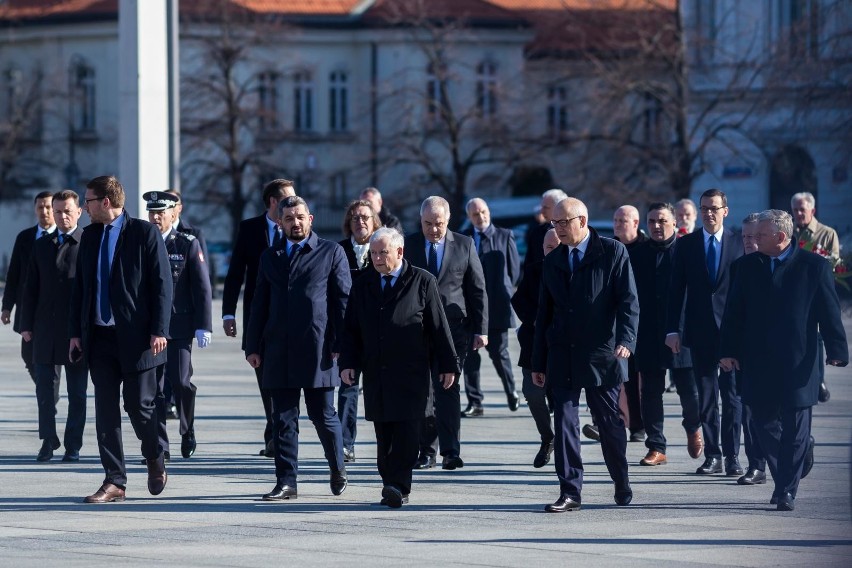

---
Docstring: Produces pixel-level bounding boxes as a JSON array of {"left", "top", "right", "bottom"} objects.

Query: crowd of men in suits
[{"left": 1, "top": 176, "right": 848, "bottom": 512}]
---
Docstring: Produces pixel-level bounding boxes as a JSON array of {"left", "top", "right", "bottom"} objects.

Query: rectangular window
[
  {"left": 547, "top": 86, "right": 568, "bottom": 138},
  {"left": 72, "top": 62, "right": 96, "bottom": 132},
  {"left": 258, "top": 71, "right": 279, "bottom": 130},
  {"left": 329, "top": 71, "right": 348, "bottom": 132},
  {"left": 294, "top": 71, "right": 314, "bottom": 132},
  {"left": 476, "top": 61, "right": 498, "bottom": 117}
]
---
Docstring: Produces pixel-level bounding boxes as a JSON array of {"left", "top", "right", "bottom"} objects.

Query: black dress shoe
[
  {"left": 545, "top": 495, "right": 581, "bottom": 512},
  {"left": 343, "top": 447, "right": 356, "bottom": 462},
  {"left": 62, "top": 450, "right": 80, "bottom": 462},
  {"left": 614, "top": 483, "right": 633, "bottom": 506},
  {"left": 330, "top": 468, "right": 348, "bottom": 496},
  {"left": 725, "top": 456, "right": 744, "bottom": 476},
  {"left": 582, "top": 424, "right": 600, "bottom": 441},
  {"left": 166, "top": 404, "right": 178, "bottom": 420},
  {"left": 442, "top": 455, "right": 464, "bottom": 470},
  {"left": 696, "top": 456, "right": 723, "bottom": 474},
  {"left": 776, "top": 492, "right": 795, "bottom": 511},
  {"left": 381, "top": 485, "right": 406, "bottom": 508},
  {"left": 461, "top": 404, "right": 484, "bottom": 418},
  {"left": 508, "top": 392, "right": 521, "bottom": 412},
  {"left": 36, "top": 439, "right": 61, "bottom": 462},
  {"left": 802, "top": 435, "right": 815, "bottom": 478},
  {"left": 263, "top": 483, "right": 297, "bottom": 501},
  {"left": 533, "top": 439, "right": 554, "bottom": 468},
  {"left": 818, "top": 382, "right": 830, "bottom": 403},
  {"left": 737, "top": 468, "right": 766, "bottom": 485},
  {"left": 259, "top": 440, "right": 274, "bottom": 458},
  {"left": 181, "top": 431, "right": 196, "bottom": 459},
  {"left": 415, "top": 454, "right": 436, "bottom": 469},
  {"left": 770, "top": 494, "right": 779, "bottom": 505}
]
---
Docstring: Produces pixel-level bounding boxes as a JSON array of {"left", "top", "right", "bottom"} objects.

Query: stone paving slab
[{"left": 0, "top": 300, "right": 850, "bottom": 567}]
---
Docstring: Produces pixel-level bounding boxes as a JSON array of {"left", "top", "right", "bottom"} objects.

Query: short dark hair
[
  {"left": 53, "top": 189, "right": 80, "bottom": 205},
  {"left": 342, "top": 199, "right": 382, "bottom": 238},
  {"left": 742, "top": 212, "right": 760, "bottom": 225},
  {"left": 647, "top": 202, "right": 675, "bottom": 218},
  {"left": 164, "top": 188, "right": 182, "bottom": 202},
  {"left": 34, "top": 191, "right": 53, "bottom": 203},
  {"left": 700, "top": 188, "right": 727, "bottom": 207},
  {"left": 262, "top": 179, "right": 295, "bottom": 207},
  {"left": 86, "top": 175, "right": 125, "bottom": 209},
  {"left": 277, "top": 195, "right": 310, "bottom": 217}
]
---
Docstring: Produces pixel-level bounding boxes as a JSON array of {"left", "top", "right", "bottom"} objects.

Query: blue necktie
[
  {"left": 428, "top": 242, "right": 439, "bottom": 276},
  {"left": 58, "top": 233, "right": 65, "bottom": 245},
  {"left": 706, "top": 236, "right": 717, "bottom": 283},
  {"left": 382, "top": 274, "right": 394, "bottom": 299},
  {"left": 100, "top": 225, "right": 113, "bottom": 323},
  {"left": 288, "top": 243, "right": 300, "bottom": 263},
  {"left": 569, "top": 248, "right": 580, "bottom": 273}
]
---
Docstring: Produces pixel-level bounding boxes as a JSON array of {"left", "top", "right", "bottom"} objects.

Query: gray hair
[
  {"left": 542, "top": 188, "right": 568, "bottom": 203},
  {"left": 757, "top": 209, "right": 794, "bottom": 241},
  {"left": 278, "top": 195, "right": 310, "bottom": 217},
  {"left": 675, "top": 198, "right": 697, "bottom": 212},
  {"left": 791, "top": 192, "right": 815, "bottom": 209},
  {"left": 370, "top": 227, "right": 404, "bottom": 250},
  {"left": 420, "top": 195, "right": 451, "bottom": 218},
  {"left": 742, "top": 212, "right": 760, "bottom": 225},
  {"left": 360, "top": 186, "right": 382, "bottom": 200},
  {"left": 465, "top": 197, "right": 488, "bottom": 213}
]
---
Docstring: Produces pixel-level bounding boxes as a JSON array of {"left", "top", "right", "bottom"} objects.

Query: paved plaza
[{"left": 0, "top": 299, "right": 850, "bottom": 567}]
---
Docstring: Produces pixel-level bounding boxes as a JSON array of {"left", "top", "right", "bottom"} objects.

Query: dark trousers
[
  {"left": 420, "top": 325, "right": 468, "bottom": 458},
  {"left": 753, "top": 404, "right": 811, "bottom": 499},
  {"left": 694, "top": 363, "right": 742, "bottom": 459},
  {"left": 737, "top": 370, "right": 766, "bottom": 472},
  {"left": 254, "top": 364, "right": 274, "bottom": 448},
  {"left": 462, "top": 329, "right": 517, "bottom": 406},
  {"left": 522, "top": 368, "right": 553, "bottom": 442},
  {"left": 337, "top": 371, "right": 360, "bottom": 452},
  {"left": 35, "top": 362, "right": 87, "bottom": 451},
  {"left": 375, "top": 419, "right": 421, "bottom": 495},
  {"left": 154, "top": 364, "right": 170, "bottom": 455},
  {"left": 270, "top": 387, "right": 344, "bottom": 487},
  {"left": 165, "top": 339, "right": 196, "bottom": 436},
  {"left": 640, "top": 368, "right": 701, "bottom": 453},
  {"left": 23, "top": 338, "right": 60, "bottom": 404},
  {"left": 552, "top": 384, "right": 629, "bottom": 501},
  {"left": 621, "top": 360, "right": 643, "bottom": 434},
  {"left": 89, "top": 326, "right": 162, "bottom": 487}
]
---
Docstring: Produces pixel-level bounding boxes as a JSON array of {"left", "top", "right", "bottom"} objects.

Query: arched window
[
  {"left": 475, "top": 61, "right": 498, "bottom": 117},
  {"left": 70, "top": 57, "right": 96, "bottom": 132},
  {"left": 329, "top": 70, "right": 348, "bottom": 132},
  {"left": 293, "top": 71, "right": 314, "bottom": 132}
]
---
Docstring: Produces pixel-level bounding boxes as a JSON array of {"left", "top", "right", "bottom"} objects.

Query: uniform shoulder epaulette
[{"left": 175, "top": 231, "right": 196, "bottom": 242}]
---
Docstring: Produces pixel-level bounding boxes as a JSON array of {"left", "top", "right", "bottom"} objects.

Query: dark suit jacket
[
  {"left": 20, "top": 227, "right": 83, "bottom": 365},
  {"left": 338, "top": 237, "right": 375, "bottom": 282},
  {"left": 666, "top": 227, "right": 742, "bottom": 364},
  {"left": 532, "top": 228, "right": 639, "bottom": 389},
  {"left": 245, "top": 232, "right": 351, "bottom": 389},
  {"left": 165, "top": 230, "right": 213, "bottom": 340},
  {"left": 720, "top": 247, "right": 848, "bottom": 408},
  {"left": 222, "top": 214, "right": 271, "bottom": 349},
  {"left": 69, "top": 213, "right": 173, "bottom": 373},
  {"left": 406, "top": 231, "right": 488, "bottom": 337},
  {"left": 340, "top": 260, "right": 459, "bottom": 422},
  {"left": 2, "top": 226, "right": 41, "bottom": 333},
  {"left": 523, "top": 221, "right": 549, "bottom": 270},
  {"left": 463, "top": 224, "right": 520, "bottom": 330},
  {"left": 511, "top": 259, "right": 543, "bottom": 370}
]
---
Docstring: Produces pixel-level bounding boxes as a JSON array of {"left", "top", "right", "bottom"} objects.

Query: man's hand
[
  {"left": 246, "top": 353, "right": 262, "bottom": 368},
  {"left": 332, "top": 352, "right": 339, "bottom": 361},
  {"left": 223, "top": 319, "right": 237, "bottom": 337},
  {"left": 150, "top": 335, "right": 167, "bottom": 356},
  {"left": 1, "top": 309, "right": 10, "bottom": 325},
  {"left": 827, "top": 359, "right": 847, "bottom": 367},
  {"left": 720, "top": 357, "right": 740, "bottom": 372},
  {"left": 341, "top": 368, "right": 355, "bottom": 385},
  {"left": 21, "top": 331, "right": 32, "bottom": 342},
  {"left": 472, "top": 334, "right": 488, "bottom": 350},
  {"left": 665, "top": 333, "right": 681, "bottom": 354},
  {"left": 614, "top": 344, "right": 631, "bottom": 359},
  {"left": 532, "top": 372, "right": 546, "bottom": 387},
  {"left": 69, "top": 337, "right": 83, "bottom": 362},
  {"left": 195, "top": 330, "right": 212, "bottom": 348},
  {"left": 439, "top": 373, "right": 456, "bottom": 389}
]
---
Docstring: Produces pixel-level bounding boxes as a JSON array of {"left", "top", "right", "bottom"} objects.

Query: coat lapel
[{"left": 437, "top": 231, "right": 454, "bottom": 280}]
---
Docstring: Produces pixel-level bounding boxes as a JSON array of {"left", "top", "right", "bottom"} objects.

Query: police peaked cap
[{"left": 143, "top": 191, "right": 179, "bottom": 211}]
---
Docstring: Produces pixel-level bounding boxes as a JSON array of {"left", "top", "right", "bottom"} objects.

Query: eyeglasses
[
  {"left": 84, "top": 196, "right": 103, "bottom": 205},
  {"left": 350, "top": 214, "right": 372, "bottom": 222},
  {"left": 700, "top": 206, "right": 726, "bottom": 213},
  {"left": 550, "top": 216, "right": 581, "bottom": 228}
]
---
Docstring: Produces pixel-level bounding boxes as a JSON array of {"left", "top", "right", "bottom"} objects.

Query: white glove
[{"left": 195, "top": 330, "right": 212, "bottom": 349}]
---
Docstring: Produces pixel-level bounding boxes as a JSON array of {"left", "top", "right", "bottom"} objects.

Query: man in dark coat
[
  {"left": 145, "top": 191, "right": 213, "bottom": 460},
  {"left": 461, "top": 197, "right": 521, "bottom": 416},
  {"left": 245, "top": 196, "right": 351, "bottom": 501},
  {"left": 720, "top": 209, "right": 848, "bottom": 511},
  {"left": 341, "top": 228, "right": 459, "bottom": 507},
  {"left": 407, "top": 196, "right": 488, "bottom": 470},
  {"left": 665, "top": 188, "right": 744, "bottom": 477},
  {"left": 69, "top": 175, "right": 173, "bottom": 503},
  {"left": 20, "top": 190, "right": 88, "bottom": 462},
  {"left": 336, "top": 199, "right": 383, "bottom": 462},
  {"left": 631, "top": 202, "right": 702, "bottom": 467},
  {"left": 532, "top": 197, "right": 639, "bottom": 512},
  {"left": 223, "top": 178, "right": 295, "bottom": 457},
  {"left": 511, "top": 228, "right": 560, "bottom": 468},
  {"left": 2, "top": 191, "right": 60, "bottom": 403},
  {"left": 360, "top": 187, "right": 403, "bottom": 233}
]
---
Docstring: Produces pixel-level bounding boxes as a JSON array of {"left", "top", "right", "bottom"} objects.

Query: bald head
[
  {"left": 613, "top": 205, "right": 641, "bottom": 244},
  {"left": 552, "top": 197, "right": 589, "bottom": 247}
]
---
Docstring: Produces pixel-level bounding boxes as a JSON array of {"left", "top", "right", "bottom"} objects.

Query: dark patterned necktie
[
  {"left": 428, "top": 242, "right": 439, "bottom": 276},
  {"left": 382, "top": 275, "right": 394, "bottom": 299},
  {"left": 100, "top": 225, "right": 112, "bottom": 322}
]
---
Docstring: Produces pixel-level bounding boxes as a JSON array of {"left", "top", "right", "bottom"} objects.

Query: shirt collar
[
  {"left": 37, "top": 224, "right": 57, "bottom": 237},
  {"left": 265, "top": 215, "right": 277, "bottom": 233},
  {"left": 569, "top": 230, "right": 591, "bottom": 255},
  {"left": 387, "top": 262, "right": 404, "bottom": 279},
  {"left": 703, "top": 226, "right": 724, "bottom": 242},
  {"left": 772, "top": 242, "right": 795, "bottom": 263},
  {"left": 161, "top": 227, "right": 173, "bottom": 241},
  {"left": 108, "top": 211, "right": 125, "bottom": 230}
]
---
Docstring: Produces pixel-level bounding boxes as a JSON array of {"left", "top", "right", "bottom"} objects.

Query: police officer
[{"left": 144, "top": 191, "right": 213, "bottom": 459}]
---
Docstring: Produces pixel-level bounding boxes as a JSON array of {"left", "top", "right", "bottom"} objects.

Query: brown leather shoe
[
  {"left": 640, "top": 450, "right": 668, "bottom": 466},
  {"left": 146, "top": 455, "right": 168, "bottom": 495},
  {"left": 83, "top": 483, "right": 125, "bottom": 503},
  {"left": 687, "top": 430, "right": 704, "bottom": 459}
]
